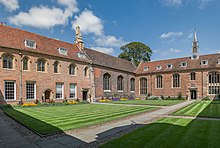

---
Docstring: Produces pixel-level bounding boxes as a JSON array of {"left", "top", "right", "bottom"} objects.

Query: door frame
[{"left": 190, "top": 90, "right": 197, "bottom": 100}]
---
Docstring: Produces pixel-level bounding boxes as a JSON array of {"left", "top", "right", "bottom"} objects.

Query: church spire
[
  {"left": 191, "top": 28, "right": 199, "bottom": 59},
  {"left": 74, "top": 26, "right": 84, "bottom": 50}
]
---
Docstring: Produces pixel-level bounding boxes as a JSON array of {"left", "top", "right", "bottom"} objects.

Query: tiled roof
[
  {"left": 0, "top": 25, "right": 89, "bottom": 63},
  {"left": 84, "top": 48, "right": 136, "bottom": 73},
  {"left": 136, "top": 54, "right": 220, "bottom": 75}
]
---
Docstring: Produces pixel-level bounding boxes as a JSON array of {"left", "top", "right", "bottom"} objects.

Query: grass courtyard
[
  {"left": 3, "top": 104, "right": 156, "bottom": 135},
  {"left": 110, "top": 100, "right": 184, "bottom": 106},
  {"left": 101, "top": 117, "right": 220, "bottom": 148},
  {"left": 172, "top": 100, "right": 220, "bottom": 118}
]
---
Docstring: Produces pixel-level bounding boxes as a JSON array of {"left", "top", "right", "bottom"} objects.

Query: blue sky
[{"left": 0, "top": 0, "right": 220, "bottom": 60}]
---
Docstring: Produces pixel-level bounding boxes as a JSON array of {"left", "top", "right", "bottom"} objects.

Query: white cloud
[
  {"left": 90, "top": 47, "right": 114, "bottom": 54},
  {"left": 160, "top": 31, "right": 183, "bottom": 39},
  {"left": 169, "top": 48, "right": 181, "bottom": 53},
  {"left": 0, "top": 0, "right": 19, "bottom": 12},
  {"left": 94, "top": 35, "right": 127, "bottom": 47},
  {"left": 72, "top": 9, "right": 103, "bottom": 35},
  {"left": 9, "top": 0, "right": 78, "bottom": 29},
  {"left": 161, "top": 0, "right": 182, "bottom": 8},
  {"left": 199, "top": 0, "right": 213, "bottom": 9},
  {"left": 187, "top": 33, "right": 193, "bottom": 39}
]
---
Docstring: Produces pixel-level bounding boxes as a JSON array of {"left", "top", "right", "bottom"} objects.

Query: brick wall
[{"left": 0, "top": 47, "right": 91, "bottom": 103}]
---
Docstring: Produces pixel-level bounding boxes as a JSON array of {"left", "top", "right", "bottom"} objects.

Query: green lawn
[
  {"left": 111, "top": 100, "right": 184, "bottom": 106},
  {"left": 172, "top": 100, "right": 220, "bottom": 118},
  {"left": 3, "top": 104, "right": 156, "bottom": 135},
  {"left": 101, "top": 117, "right": 220, "bottom": 148}
]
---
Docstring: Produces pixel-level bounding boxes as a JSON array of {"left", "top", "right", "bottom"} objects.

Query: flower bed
[
  {"left": 98, "top": 99, "right": 112, "bottom": 103},
  {"left": 22, "top": 102, "right": 37, "bottom": 107},
  {"left": 120, "top": 98, "right": 129, "bottom": 101}
]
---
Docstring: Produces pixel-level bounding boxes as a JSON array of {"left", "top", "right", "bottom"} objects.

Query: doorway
[
  {"left": 191, "top": 90, "right": 197, "bottom": 100},
  {"left": 45, "top": 90, "right": 51, "bottom": 102},
  {"left": 82, "top": 90, "right": 88, "bottom": 101}
]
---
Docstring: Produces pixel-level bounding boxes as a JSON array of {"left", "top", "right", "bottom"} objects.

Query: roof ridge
[{"left": 85, "top": 48, "right": 135, "bottom": 64}]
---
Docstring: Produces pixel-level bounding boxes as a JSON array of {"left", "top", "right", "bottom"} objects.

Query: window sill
[
  {"left": 117, "top": 90, "right": 124, "bottom": 93},
  {"left": 37, "top": 71, "right": 47, "bottom": 73},
  {"left": 104, "top": 90, "right": 111, "bottom": 92},
  {"left": 131, "top": 91, "right": 135, "bottom": 93},
  {"left": 3, "top": 68, "right": 15, "bottom": 70}
]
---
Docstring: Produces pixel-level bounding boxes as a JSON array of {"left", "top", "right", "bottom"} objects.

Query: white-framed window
[
  {"left": 4, "top": 81, "right": 16, "bottom": 100},
  {"left": 167, "top": 64, "right": 173, "bottom": 69},
  {"left": 217, "top": 59, "right": 220, "bottom": 64},
  {"left": 103, "top": 73, "right": 111, "bottom": 91},
  {"left": 58, "top": 47, "right": 67, "bottom": 55},
  {"left": 56, "top": 83, "right": 64, "bottom": 99},
  {"left": 77, "top": 52, "right": 86, "bottom": 59},
  {"left": 83, "top": 66, "right": 89, "bottom": 77},
  {"left": 180, "top": 62, "right": 187, "bottom": 67},
  {"left": 54, "top": 61, "right": 59, "bottom": 73},
  {"left": 117, "top": 75, "right": 124, "bottom": 91},
  {"left": 190, "top": 72, "right": 196, "bottom": 80},
  {"left": 23, "top": 57, "right": 29, "bottom": 71},
  {"left": 201, "top": 60, "right": 208, "bottom": 65},
  {"left": 140, "top": 78, "right": 147, "bottom": 95},
  {"left": 143, "top": 66, "right": 148, "bottom": 71},
  {"left": 26, "top": 81, "right": 36, "bottom": 100},
  {"left": 156, "top": 66, "right": 162, "bottom": 70},
  {"left": 130, "top": 78, "right": 135, "bottom": 92},
  {"left": 69, "top": 64, "right": 76, "bottom": 75},
  {"left": 173, "top": 74, "right": 180, "bottom": 88},
  {"left": 37, "top": 59, "right": 46, "bottom": 72},
  {"left": 70, "top": 83, "right": 77, "bottom": 98},
  {"left": 25, "top": 39, "right": 36, "bottom": 48},
  {"left": 156, "top": 75, "right": 163, "bottom": 88},
  {"left": 3, "top": 54, "right": 13, "bottom": 69}
]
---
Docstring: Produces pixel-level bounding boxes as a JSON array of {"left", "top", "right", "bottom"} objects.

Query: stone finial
[{"left": 74, "top": 26, "right": 84, "bottom": 50}]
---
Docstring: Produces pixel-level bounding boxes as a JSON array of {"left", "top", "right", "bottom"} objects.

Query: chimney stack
[{"left": 74, "top": 26, "right": 84, "bottom": 50}]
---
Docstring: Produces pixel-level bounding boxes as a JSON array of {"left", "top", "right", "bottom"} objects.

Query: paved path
[{"left": 0, "top": 100, "right": 195, "bottom": 148}]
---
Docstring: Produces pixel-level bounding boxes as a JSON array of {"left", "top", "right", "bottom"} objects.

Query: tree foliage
[{"left": 118, "top": 42, "right": 152, "bottom": 66}]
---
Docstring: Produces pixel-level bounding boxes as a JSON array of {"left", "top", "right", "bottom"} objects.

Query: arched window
[
  {"left": 117, "top": 75, "right": 124, "bottom": 91},
  {"left": 37, "top": 59, "right": 46, "bottom": 72},
  {"left": 130, "top": 78, "right": 135, "bottom": 92},
  {"left": 84, "top": 66, "right": 89, "bottom": 77},
  {"left": 173, "top": 74, "right": 180, "bottom": 88},
  {"left": 156, "top": 75, "right": 163, "bottom": 88},
  {"left": 23, "top": 57, "right": 29, "bottom": 70},
  {"left": 69, "top": 64, "right": 76, "bottom": 75},
  {"left": 3, "top": 54, "right": 13, "bottom": 69},
  {"left": 208, "top": 72, "right": 220, "bottom": 94},
  {"left": 140, "top": 78, "right": 147, "bottom": 95},
  {"left": 54, "top": 61, "right": 59, "bottom": 73},
  {"left": 190, "top": 72, "right": 196, "bottom": 80},
  {"left": 103, "top": 73, "right": 111, "bottom": 91}
]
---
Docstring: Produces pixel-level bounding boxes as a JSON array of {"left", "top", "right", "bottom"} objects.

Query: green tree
[{"left": 118, "top": 42, "right": 152, "bottom": 66}]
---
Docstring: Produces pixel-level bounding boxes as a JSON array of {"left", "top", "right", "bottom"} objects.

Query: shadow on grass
[
  {"left": 100, "top": 118, "right": 220, "bottom": 148},
  {"left": 197, "top": 100, "right": 220, "bottom": 118}
]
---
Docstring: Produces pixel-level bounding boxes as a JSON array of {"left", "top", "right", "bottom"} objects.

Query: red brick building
[{"left": 0, "top": 25, "right": 219, "bottom": 104}]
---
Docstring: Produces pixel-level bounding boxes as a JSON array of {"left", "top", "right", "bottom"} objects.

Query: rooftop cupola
[
  {"left": 74, "top": 26, "right": 84, "bottom": 50},
  {"left": 191, "top": 28, "right": 199, "bottom": 59}
]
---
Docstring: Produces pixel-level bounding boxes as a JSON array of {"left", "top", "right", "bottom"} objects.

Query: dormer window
[
  {"left": 180, "top": 62, "right": 187, "bottom": 67},
  {"left": 58, "top": 47, "right": 67, "bottom": 55},
  {"left": 25, "top": 40, "right": 36, "bottom": 48},
  {"left": 156, "top": 66, "right": 162, "bottom": 70},
  {"left": 143, "top": 66, "right": 148, "bottom": 71},
  {"left": 77, "top": 52, "right": 86, "bottom": 59},
  {"left": 167, "top": 64, "right": 173, "bottom": 69},
  {"left": 201, "top": 60, "right": 208, "bottom": 65},
  {"left": 217, "top": 59, "right": 220, "bottom": 64}
]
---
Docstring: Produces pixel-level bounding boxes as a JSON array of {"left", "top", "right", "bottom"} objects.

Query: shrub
[
  {"left": 177, "top": 92, "right": 182, "bottom": 100},
  {"left": 67, "top": 100, "right": 78, "bottom": 105},
  {"left": 22, "top": 102, "right": 37, "bottom": 107},
  {"left": 134, "top": 98, "right": 141, "bottom": 100},
  {"left": 202, "top": 96, "right": 210, "bottom": 100},
  {"left": 120, "top": 98, "right": 128, "bottom": 101}
]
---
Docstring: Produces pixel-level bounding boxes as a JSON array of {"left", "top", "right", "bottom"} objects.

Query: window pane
[
  {"left": 26, "top": 82, "right": 35, "bottom": 100},
  {"left": 56, "top": 83, "right": 63, "bottom": 99},
  {"left": 70, "top": 84, "right": 76, "bottom": 98},
  {"left": 4, "top": 81, "right": 15, "bottom": 100}
]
